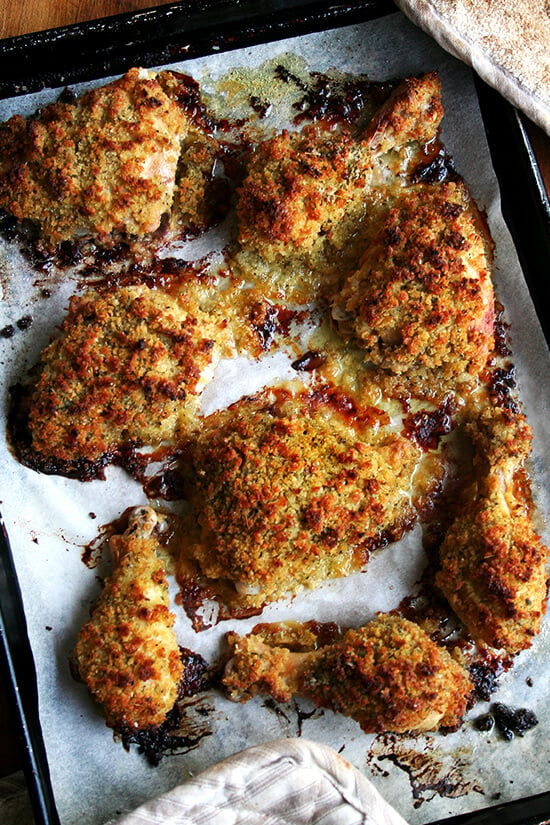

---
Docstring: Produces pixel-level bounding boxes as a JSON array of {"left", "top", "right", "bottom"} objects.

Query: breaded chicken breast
[
  {"left": 0, "top": 68, "right": 191, "bottom": 246},
  {"left": 436, "top": 406, "right": 549, "bottom": 654},
  {"left": 236, "top": 73, "right": 443, "bottom": 266},
  {"left": 25, "top": 284, "right": 231, "bottom": 472},
  {"left": 331, "top": 181, "right": 494, "bottom": 380},
  {"left": 177, "top": 387, "right": 421, "bottom": 611},
  {"left": 223, "top": 615, "right": 472, "bottom": 733},
  {"left": 74, "top": 507, "right": 183, "bottom": 730}
]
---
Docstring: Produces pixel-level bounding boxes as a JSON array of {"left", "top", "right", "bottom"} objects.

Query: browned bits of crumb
[
  {"left": 332, "top": 181, "right": 494, "bottom": 380},
  {"left": 236, "top": 73, "right": 444, "bottom": 269},
  {"left": 74, "top": 507, "right": 183, "bottom": 730},
  {"left": 27, "top": 285, "right": 230, "bottom": 464},
  {"left": 237, "top": 124, "right": 362, "bottom": 259},
  {"left": 178, "top": 388, "right": 421, "bottom": 609},
  {"left": 364, "top": 71, "right": 443, "bottom": 153},
  {"left": 0, "top": 68, "right": 190, "bottom": 246},
  {"left": 223, "top": 614, "right": 472, "bottom": 733},
  {"left": 436, "top": 406, "right": 549, "bottom": 654}
]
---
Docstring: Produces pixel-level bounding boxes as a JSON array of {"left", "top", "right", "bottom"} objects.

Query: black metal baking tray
[{"left": 0, "top": 2, "right": 549, "bottom": 824}]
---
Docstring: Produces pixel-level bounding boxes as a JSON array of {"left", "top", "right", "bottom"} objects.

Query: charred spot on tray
[
  {"left": 291, "top": 351, "right": 326, "bottom": 372},
  {"left": 249, "top": 96, "right": 272, "bottom": 118},
  {"left": 474, "top": 713, "right": 495, "bottom": 733},
  {"left": 179, "top": 647, "right": 212, "bottom": 697},
  {"left": 170, "top": 71, "right": 221, "bottom": 132},
  {"left": 491, "top": 702, "right": 539, "bottom": 740},
  {"left": 176, "top": 576, "right": 263, "bottom": 632},
  {"left": 403, "top": 398, "right": 454, "bottom": 450},
  {"left": 57, "top": 87, "right": 78, "bottom": 105},
  {"left": 0, "top": 324, "right": 15, "bottom": 339},
  {"left": 0, "top": 209, "right": 19, "bottom": 241},
  {"left": 292, "top": 72, "right": 396, "bottom": 128},
  {"left": 410, "top": 148, "right": 458, "bottom": 185},
  {"left": 248, "top": 302, "right": 298, "bottom": 351},
  {"left": 16, "top": 315, "right": 33, "bottom": 331},
  {"left": 303, "top": 620, "right": 343, "bottom": 648},
  {"left": 469, "top": 658, "right": 506, "bottom": 701},
  {"left": 144, "top": 466, "right": 188, "bottom": 501},
  {"left": 119, "top": 701, "right": 211, "bottom": 767},
  {"left": 275, "top": 65, "right": 309, "bottom": 91},
  {"left": 488, "top": 364, "right": 519, "bottom": 411}
]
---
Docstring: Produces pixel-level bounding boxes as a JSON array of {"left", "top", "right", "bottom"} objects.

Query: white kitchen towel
[
  {"left": 106, "top": 738, "right": 408, "bottom": 825},
  {"left": 395, "top": 0, "right": 550, "bottom": 134}
]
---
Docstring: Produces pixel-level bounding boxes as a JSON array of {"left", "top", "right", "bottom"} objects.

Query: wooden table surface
[{"left": 0, "top": 0, "right": 549, "bottom": 795}]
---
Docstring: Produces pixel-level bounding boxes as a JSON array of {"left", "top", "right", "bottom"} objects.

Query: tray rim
[{"left": 0, "top": 2, "right": 549, "bottom": 824}]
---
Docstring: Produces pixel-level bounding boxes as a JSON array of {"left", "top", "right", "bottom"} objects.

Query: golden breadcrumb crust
[
  {"left": 364, "top": 71, "right": 443, "bottom": 153},
  {"left": 223, "top": 614, "right": 472, "bottom": 733},
  {"left": 27, "top": 285, "right": 230, "bottom": 464},
  {"left": 74, "top": 507, "right": 183, "bottom": 730},
  {"left": 332, "top": 181, "right": 494, "bottom": 379},
  {"left": 179, "top": 388, "right": 420, "bottom": 609},
  {"left": 436, "top": 407, "right": 549, "bottom": 654},
  {"left": 0, "top": 68, "right": 190, "bottom": 246},
  {"left": 236, "top": 73, "right": 444, "bottom": 271}
]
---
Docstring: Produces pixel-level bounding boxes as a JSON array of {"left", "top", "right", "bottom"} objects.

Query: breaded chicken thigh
[
  {"left": 74, "top": 506, "right": 183, "bottom": 730},
  {"left": 223, "top": 615, "right": 472, "bottom": 733},
  {"left": 24, "top": 284, "right": 232, "bottom": 474},
  {"left": 331, "top": 181, "right": 494, "bottom": 381},
  {"left": 236, "top": 73, "right": 443, "bottom": 265},
  {"left": 436, "top": 406, "right": 549, "bottom": 654},
  {"left": 177, "top": 387, "right": 421, "bottom": 612},
  {"left": 0, "top": 68, "right": 193, "bottom": 246}
]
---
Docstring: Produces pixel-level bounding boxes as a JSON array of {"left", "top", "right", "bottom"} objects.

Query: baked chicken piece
[
  {"left": 74, "top": 506, "right": 183, "bottom": 730},
  {"left": 0, "top": 68, "right": 192, "bottom": 246},
  {"left": 236, "top": 72, "right": 443, "bottom": 266},
  {"left": 223, "top": 615, "right": 473, "bottom": 733},
  {"left": 436, "top": 406, "right": 549, "bottom": 654},
  {"left": 24, "top": 284, "right": 232, "bottom": 474},
  {"left": 331, "top": 181, "right": 495, "bottom": 381},
  {"left": 177, "top": 387, "right": 422, "bottom": 612}
]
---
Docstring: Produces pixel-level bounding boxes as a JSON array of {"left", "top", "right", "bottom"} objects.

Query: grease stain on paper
[{"left": 367, "top": 733, "right": 485, "bottom": 808}]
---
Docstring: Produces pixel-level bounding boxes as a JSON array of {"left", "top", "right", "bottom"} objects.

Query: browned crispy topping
[
  {"left": 177, "top": 387, "right": 421, "bottom": 611},
  {"left": 74, "top": 507, "right": 183, "bottom": 730},
  {"left": 224, "top": 614, "right": 473, "bottom": 733},
  {"left": 26, "top": 285, "right": 231, "bottom": 467}
]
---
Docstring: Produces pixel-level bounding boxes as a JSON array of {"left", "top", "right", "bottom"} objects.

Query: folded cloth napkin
[
  {"left": 395, "top": 0, "right": 550, "bottom": 134},
  {"left": 106, "top": 738, "right": 408, "bottom": 825}
]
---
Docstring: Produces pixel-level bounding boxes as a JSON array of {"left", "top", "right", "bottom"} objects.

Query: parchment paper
[{"left": 1, "top": 12, "right": 550, "bottom": 825}]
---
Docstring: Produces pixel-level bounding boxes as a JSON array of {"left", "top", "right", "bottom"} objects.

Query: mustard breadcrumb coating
[
  {"left": 0, "top": 68, "right": 191, "bottom": 246},
  {"left": 236, "top": 73, "right": 444, "bottom": 268},
  {"left": 331, "top": 181, "right": 495, "bottom": 380},
  {"left": 178, "top": 387, "right": 421, "bottom": 610},
  {"left": 74, "top": 507, "right": 183, "bottom": 730},
  {"left": 436, "top": 406, "right": 549, "bottom": 654},
  {"left": 223, "top": 615, "right": 473, "bottom": 733},
  {"left": 26, "top": 284, "right": 231, "bottom": 468}
]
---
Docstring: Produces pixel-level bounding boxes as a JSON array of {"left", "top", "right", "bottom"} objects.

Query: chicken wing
[
  {"left": 436, "top": 406, "right": 549, "bottom": 654},
  {"left": 74, "top": 506, "right": 183, "bottom": 730},
  {"left": 223, "top": 615, "right": 472, "bottom": 733}
]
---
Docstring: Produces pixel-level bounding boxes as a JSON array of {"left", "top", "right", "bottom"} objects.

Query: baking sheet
[{"left": 1, "top": 10, "right": 550, "bottom": 825}]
